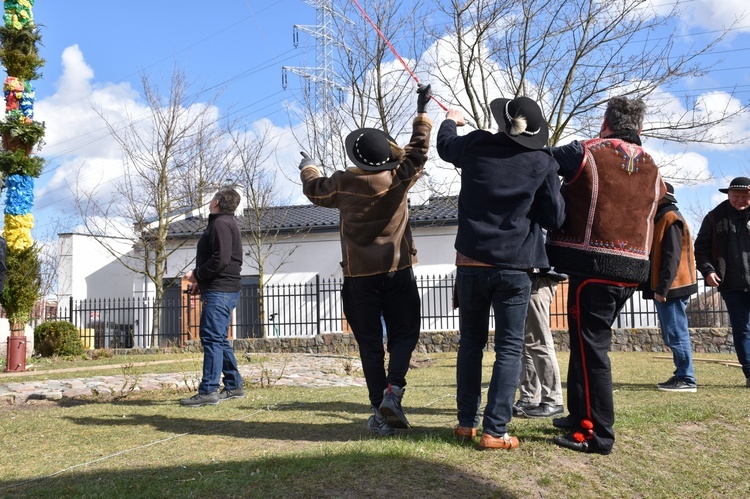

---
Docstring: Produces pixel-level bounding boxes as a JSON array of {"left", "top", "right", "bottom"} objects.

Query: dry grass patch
[{"left": 1, "top": 351, "right": 749, "bottom": 497}]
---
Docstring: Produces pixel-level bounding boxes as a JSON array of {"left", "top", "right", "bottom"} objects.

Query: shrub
[{"left": 34, "top": 321, "right": 84, "bottom": 357}]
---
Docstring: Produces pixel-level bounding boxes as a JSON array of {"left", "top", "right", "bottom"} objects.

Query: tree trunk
[{"left": 9, "top": 321, "right": 25, "bottom": 336}]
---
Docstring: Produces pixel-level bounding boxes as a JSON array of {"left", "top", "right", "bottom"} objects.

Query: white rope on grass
[
  {"left": 4, "top": 405, "right": 277, "bottom": 491},
  {"left": 6, "top": 386, "right": 488, "bottom": 491}
]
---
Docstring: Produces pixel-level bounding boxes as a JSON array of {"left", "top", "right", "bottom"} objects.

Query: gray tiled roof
[{"left": 168, "top": 196, "right": 458, "bottom": 239}]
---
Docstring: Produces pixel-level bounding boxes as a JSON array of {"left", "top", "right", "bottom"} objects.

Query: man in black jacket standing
[
  {"left": 694, "top": 177, "right": 750, "bottom": 388},
  {"left": 180, "top": 187, "right": 245, "bottom": 407},
  {"left": 437, "top": 96, "right": 565, "bottom": 450}
]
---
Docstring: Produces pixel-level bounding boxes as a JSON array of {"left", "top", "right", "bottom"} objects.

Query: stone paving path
[{"left": 0, "top": 354, "right": 366, "bottom": 405}]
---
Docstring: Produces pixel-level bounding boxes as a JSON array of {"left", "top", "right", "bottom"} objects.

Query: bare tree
[
  {"left": 229, "top": 124, "right": 300, "bottom": 336},
  {"left": 74, "top": 67, "right": 235, "bottom": 344},
  {"left": 287, "top": 0, "right": 430, "bottom": 176},
  {"left": 428, "top": 0, "right": 749, "bottom": 183}
]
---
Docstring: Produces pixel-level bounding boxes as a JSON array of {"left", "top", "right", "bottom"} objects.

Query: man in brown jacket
[
  {"left": 299, "top": 84, "right": 432, "bottom": 435},
  {"left": 641, "top": 182, "right": 698, "bottom": 392}
]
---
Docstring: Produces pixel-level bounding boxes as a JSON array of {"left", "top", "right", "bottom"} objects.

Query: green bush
[{"left": 34, "top": 321, "right": 84, "bottom": 357}]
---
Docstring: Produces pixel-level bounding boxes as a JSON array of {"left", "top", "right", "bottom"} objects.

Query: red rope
[{"left": 350, "top": 0, "right": 448, "bottom": 111}]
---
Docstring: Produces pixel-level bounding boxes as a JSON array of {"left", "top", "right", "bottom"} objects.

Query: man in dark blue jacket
[
  {"left": 180, "top": 187, "right": 245, "bottom": 407},
  {"left": 437, "top": 96, "right": 565, "bottom": 450}
]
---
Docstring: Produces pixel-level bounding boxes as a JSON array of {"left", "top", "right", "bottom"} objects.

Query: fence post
[
  {"left": 316, "top": 274, "right": 321, "bottom": 336},
  {"left": 69, "top": 296, "right": 73, "bottom": 323}
]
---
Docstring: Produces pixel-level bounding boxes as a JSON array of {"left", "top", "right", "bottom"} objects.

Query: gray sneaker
[
  {"left": 179, "top": 391, "right": 220, "bottom": 407},
  {"left": 378, "top": 384, "right": 409, "bottom": 429},
  {"left": 218, "top": 387, "right": 246, "bottom": 400},
  {"left": 367, "top": 408, "right": 397, "bottom": 436}
]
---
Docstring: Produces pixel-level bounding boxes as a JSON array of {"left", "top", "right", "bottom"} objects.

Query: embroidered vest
[{"left": 547, "top": 138, "right": 663, "bottom": 283}]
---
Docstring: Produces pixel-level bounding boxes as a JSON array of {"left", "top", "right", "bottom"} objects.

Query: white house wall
[
  {"left": 163, "top": 225, "right": 460, "bottom": 283},
  {"left": 59, "top": 220, "right": 660, "bottom": 334},
  {"left": 58, "top": 233, "right": 138, "bottom": 303}
]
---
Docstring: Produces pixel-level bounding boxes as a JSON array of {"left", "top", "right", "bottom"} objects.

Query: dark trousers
[
  {"left": 566, "top": 277, "right": 635, "bottom": 452},
  {"left": 720, "top": 290, "right": 750, "bottom": 379},
  {"left": 342, "top": 267, "right": 421, "bottom": 408}
]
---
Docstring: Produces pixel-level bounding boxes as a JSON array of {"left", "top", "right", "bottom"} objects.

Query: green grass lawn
[{"left": 1, "top": 351, "right": 748, "bottom": 498}]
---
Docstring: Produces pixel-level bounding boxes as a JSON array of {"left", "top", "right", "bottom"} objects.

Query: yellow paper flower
[{"left": 4, "top": 213, "right": 34, "bottom": 251}]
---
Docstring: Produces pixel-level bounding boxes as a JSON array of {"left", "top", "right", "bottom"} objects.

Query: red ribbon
[{"left": 350, "top": 0, "right": 448, "bottom": 111}]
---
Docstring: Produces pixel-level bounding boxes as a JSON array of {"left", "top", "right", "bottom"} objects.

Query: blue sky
[
  {"left": 17, "top": 1, "right": 750, "bottom": 238},
  {"left": 30, "top": 0, "right": 312, "bottom": 237}
]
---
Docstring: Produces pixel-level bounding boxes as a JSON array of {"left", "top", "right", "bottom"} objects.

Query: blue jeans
[
  {"left": 720, "top": 290, "right": 750, "bottom": 379},
  {"left": 198, "top": 291, "right": 242, "bottom": 394},
  {"left": 455, "top": 267, "right": 531, "bottom": 437},
  {"left": 655, "top": 296, "right": 696, "bottom": 384}
]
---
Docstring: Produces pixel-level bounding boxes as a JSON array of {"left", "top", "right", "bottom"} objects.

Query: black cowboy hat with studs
[
  {"left": 489, "top": 96, "right": 549, "bottom": 150},
  {"left": 345, "top": 128, "right": 400, "bottom": 172},
  {"left": 719, "top": 176, "right": 750, "bottom": 193}
]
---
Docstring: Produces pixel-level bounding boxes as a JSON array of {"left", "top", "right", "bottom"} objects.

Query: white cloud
[
  {"left": 643, "top": 0, "right": 749, "bottom": 32},
  {"left": 648, "top": 149, "right": 712, "bottom": 185},
  {"left": 685, "top": 0, "right": 749, "bottom": 32},
  {"left": 34, "top": 45, "right": 145, "bottom": 227}
]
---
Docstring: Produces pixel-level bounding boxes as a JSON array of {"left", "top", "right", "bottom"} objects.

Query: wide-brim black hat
[
  {"left": 490, "top": 96, "right": 549, "bottom": 150},
  {"left": 345, "top": 128, "right": 400, "bottom": 172},
  {"left": 663, "top": 182, "right": 677, "bottom": 203},
  {"left": 719, "top": 176, "right": 750, "bottom": 193}
]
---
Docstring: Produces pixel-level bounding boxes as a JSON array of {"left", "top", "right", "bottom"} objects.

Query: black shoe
[
  {"left": 179, "top": 391, "right": 219, "bottom": 407},
  {"left": 746, "top": 377, "right": 750, "bottom": 388},
  {"left": 218, "top": 387, "right": 246, "bottom": 400},
  {"left": 524, "top": 403, "right": 564, "bottom": 418},
  {"left": 657, "top": 377, "right": 697, "bottom": 392},
  {"left": 512, "top": 400, "right": 538, "bottom": 417},
  {"left": 553, "top": 433, "right": 611, "bottom": 455},
  {"left": 552, "top": 415, "right": 575, "bottom": 430}
]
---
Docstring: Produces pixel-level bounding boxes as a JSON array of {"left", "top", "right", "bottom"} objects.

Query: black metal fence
[{"left": 58, "top": 273, "right": 729, "bottom": 349}]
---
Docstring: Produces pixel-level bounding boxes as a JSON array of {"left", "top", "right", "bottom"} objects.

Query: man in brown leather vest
[{"left": 546, "top": 96, "right": 666, "bottom": 454}]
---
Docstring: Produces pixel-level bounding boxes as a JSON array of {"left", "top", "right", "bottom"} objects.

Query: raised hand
[
  {"left": 417, "top": 83, "right": 431, "bottom": 113},
  {"left": 299, "top": 151, "right": 315, "bottom": 170}
]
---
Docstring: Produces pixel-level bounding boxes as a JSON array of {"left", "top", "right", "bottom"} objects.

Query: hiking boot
[
  {"left": 218, "top": 387, "right": 246, "bottom": 400},
  {"left": 478, "top": 432, "right": 519, "bottom": 450},
  {"left": 454, "top": 425, "right": 477, "bottom": 442},
  {"left": 379, "top": 384, "right": 409, "bottom": 429},
  {"left": 512, "top": 400, "right": 538, "bottom": 417},
  {"left": 179, "top": 391, "right": 219, "bottom": 407},
  {"left": 657, "top": 377, "right": 697, "bottom": 393},
  {"left": 523, "top": 403, "right": 564, "bottom": 418},
  {"left": 367, "top": 408, "right": 397, "bottom": 436},
  {"left": 552, "top": 415, "right": 575, "bottom": 430}
]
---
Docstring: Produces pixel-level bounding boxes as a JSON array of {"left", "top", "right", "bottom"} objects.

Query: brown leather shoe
[
  {"left": 454, "top": 425, "right": 477, "bottom": 442},
  {"left": 478, "top": 432, "right": 519, "bottom": 450}
]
